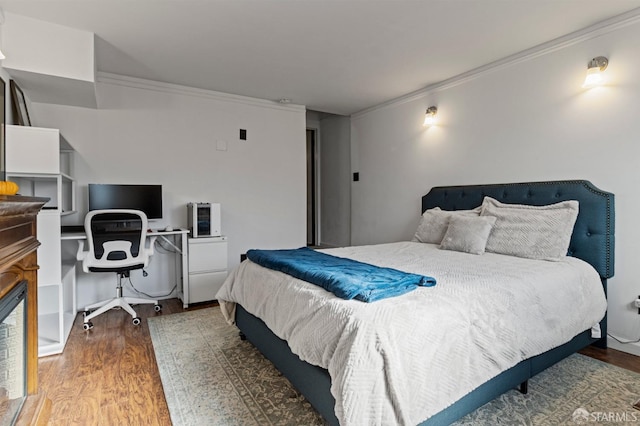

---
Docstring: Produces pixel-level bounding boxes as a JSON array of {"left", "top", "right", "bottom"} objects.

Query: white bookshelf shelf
[{"left": 6, "top": 125, "right": 77, "bottom": 357}]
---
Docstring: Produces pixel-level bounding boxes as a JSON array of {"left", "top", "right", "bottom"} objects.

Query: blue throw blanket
[{"left": 246, "top": 247, "right": 436, "bottom": 302}]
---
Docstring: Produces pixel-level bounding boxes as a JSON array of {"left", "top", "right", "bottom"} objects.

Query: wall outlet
[
  {"left": 635, "top": 295, "right": 640, "bottom": 314},
  {"left": 216, "top": 140, "right": 227, "bottom": 151}
]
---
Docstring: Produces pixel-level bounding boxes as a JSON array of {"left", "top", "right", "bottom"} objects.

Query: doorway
[{"left": 306, "top": 128, "right": 317, "bottom": 246}]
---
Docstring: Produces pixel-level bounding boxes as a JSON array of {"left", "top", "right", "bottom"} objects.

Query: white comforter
[{"left": 216, "top": 242, "right": 606, "bottom": 425}]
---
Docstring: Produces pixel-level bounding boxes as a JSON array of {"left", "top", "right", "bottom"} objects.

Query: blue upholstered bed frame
[{"left": 235, "top": 180, "right": 615, "bottom": 425}]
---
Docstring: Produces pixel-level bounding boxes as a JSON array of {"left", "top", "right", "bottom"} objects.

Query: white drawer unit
[{"left": 185, "top": 236, "right": 228, "bottom": 306}]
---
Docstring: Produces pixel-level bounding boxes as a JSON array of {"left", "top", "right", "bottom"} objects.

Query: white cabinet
[
  {"left": 6, "top": 126, "right": 76, "bottom": 215},
  {"left": 184, "top": 236, "right": 228, "bottom": 307},
  {"left": 5, "top": 125, "right": 76, "bottom": 356}
]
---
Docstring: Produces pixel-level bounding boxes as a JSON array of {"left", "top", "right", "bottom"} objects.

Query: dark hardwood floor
[
  {"left": 578, "top": 345, "right": 640, "bottom": 374},
  {"left": 38, "top": 299, "right": 640, "bottom": 424}
]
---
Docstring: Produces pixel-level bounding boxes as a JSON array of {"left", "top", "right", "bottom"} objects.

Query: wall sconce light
[
  {"left": 423, "top": 106, "right": 438, "bottom": 127},
  {"left": 582, "top": 56, "right": 608, "bottom": 88}
]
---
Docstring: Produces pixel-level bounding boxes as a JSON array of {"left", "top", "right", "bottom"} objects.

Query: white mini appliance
[{"left": 187, "top": 202, "right": 221, "bottom": 238}]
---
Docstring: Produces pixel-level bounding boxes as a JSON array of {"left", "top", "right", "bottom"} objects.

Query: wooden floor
[
  {"left": 38, "top": 299, "right": 640, "bottom": 424},
  {"left": 579, "top": 345, "right": 640, "bottom": 374},
  {"left": 38, "top": 298, "right": 216, "bottom": 425}
]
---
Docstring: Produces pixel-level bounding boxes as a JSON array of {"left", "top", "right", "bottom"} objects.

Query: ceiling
[{"left": 1, "top": 1, "right": 640, "bottom": 115}]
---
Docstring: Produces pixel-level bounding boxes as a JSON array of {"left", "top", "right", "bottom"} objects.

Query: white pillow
[
  {"left": 412, "top": 207, "right": 481, "bottom": 244},
  {"left": 440, "top": 215, "right": 497, "bottom": 255},
  {"left": 480, "top": 196, "right": 579, "bottom": 260}
]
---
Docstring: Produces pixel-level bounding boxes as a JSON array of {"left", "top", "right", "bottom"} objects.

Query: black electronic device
[{"left": 88, "top": 184, "right": 163, "bottom": 220}]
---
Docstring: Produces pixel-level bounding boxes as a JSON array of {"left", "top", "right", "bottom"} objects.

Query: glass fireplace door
[{"left": 0, "top": 281, "right": 27, "bottom": 426}]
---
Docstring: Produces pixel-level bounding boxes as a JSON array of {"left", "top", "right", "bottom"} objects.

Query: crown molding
[
  {"left": 352, "top": 7, "right": 640, "bottom": 120},
  {"left": 96, "top": 72, "right": 306, "bottom": 112}
]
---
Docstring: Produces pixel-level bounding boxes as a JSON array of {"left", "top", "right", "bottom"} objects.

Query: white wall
[
  {"left": 2, "top": 12, "right": 94, "bottom": 82},
  {"left": 320, "top": 115, "right": 351, "bottom": 247},
  {"left": 351, "top": 21, "right": 640, "bottom": 355},
  {"left": 31, "top": 75, "right": 307, "bottom": 308},
  {"left": 306, "top": 110, "right": 352, "bottom": 248}
]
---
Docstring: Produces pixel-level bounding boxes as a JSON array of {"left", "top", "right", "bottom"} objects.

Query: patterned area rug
[{"left": 149, "top": 308, "right": 640, "bottom": 425}]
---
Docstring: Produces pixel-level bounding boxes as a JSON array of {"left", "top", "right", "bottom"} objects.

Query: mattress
[{"left": 216, "top": 241, "right": 607, "bottom": 425}]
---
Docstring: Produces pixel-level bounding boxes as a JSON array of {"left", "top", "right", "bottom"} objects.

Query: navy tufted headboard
[{"left": 422, "top": 180, "right": 615, "bottom": 279}]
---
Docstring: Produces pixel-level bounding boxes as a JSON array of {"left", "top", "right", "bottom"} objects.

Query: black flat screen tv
[{"left": 88, "top": 184, "right": 163, "bottom": 220}]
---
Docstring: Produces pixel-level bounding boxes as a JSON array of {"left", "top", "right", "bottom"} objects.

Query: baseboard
[{"left": 607, "top": 337, "right": 640, "bottom": 357}]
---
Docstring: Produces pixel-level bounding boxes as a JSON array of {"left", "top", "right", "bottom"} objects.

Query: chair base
[
  {"left": 82, "top": 272, "right": 161, "bottom": 329},
  {"left": 83, "top": 296, "right": 160, "bottom": 324}
]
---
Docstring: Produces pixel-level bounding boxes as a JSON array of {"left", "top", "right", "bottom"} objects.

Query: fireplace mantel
[{"left": 0, "top": 195, "right": 50, "bottom": 425}]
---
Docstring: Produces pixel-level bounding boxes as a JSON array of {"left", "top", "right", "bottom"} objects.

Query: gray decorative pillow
[
  {"left": 440, "top": 215, "right": 497, "bottom": 255},
  {"left": 480, "top": 196, "right": 579, "bottom": 260},
  {"left": 412, "top": 207, "right": 481, "bottom": 244}
]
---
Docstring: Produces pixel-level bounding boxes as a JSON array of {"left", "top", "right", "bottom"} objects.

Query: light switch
[{"left": 216, "top": 140, "right": 227, "bottom": 151}]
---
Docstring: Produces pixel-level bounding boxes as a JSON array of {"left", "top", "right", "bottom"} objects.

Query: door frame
[{"left": 306, "top": 127, "right": 320, "bottom": 246}]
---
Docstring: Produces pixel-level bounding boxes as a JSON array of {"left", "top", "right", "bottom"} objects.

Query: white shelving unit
[{"left": 5, "top": 125, "right": 77, "bottom": 357}]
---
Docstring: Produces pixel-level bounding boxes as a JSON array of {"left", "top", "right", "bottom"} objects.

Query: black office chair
[{"left": 77, "top": 209, "right": 161, "bottom": 330}]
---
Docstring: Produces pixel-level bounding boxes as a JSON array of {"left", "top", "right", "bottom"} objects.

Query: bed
[{"left": 217, "top": 180, "right": 614, "bottom": 425}]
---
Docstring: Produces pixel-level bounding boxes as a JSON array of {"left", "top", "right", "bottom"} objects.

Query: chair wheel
[
  {"left": 154, "top": 304, "right": 162, "bottom": 312},
  {"left": 83, "top": 321, "right": 93, "bottom": 331},
  {"left": 132, "top": 317, "right": 141, "bottom": 326}
]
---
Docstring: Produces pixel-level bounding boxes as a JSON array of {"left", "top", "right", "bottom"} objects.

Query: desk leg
[{"left": 180, "top": 232, "right": 189, "bottom": 309}]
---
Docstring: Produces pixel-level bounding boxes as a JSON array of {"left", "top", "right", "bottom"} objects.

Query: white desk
[{"left": 62, "top": 228, "right": 190, "bottom": 308}]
